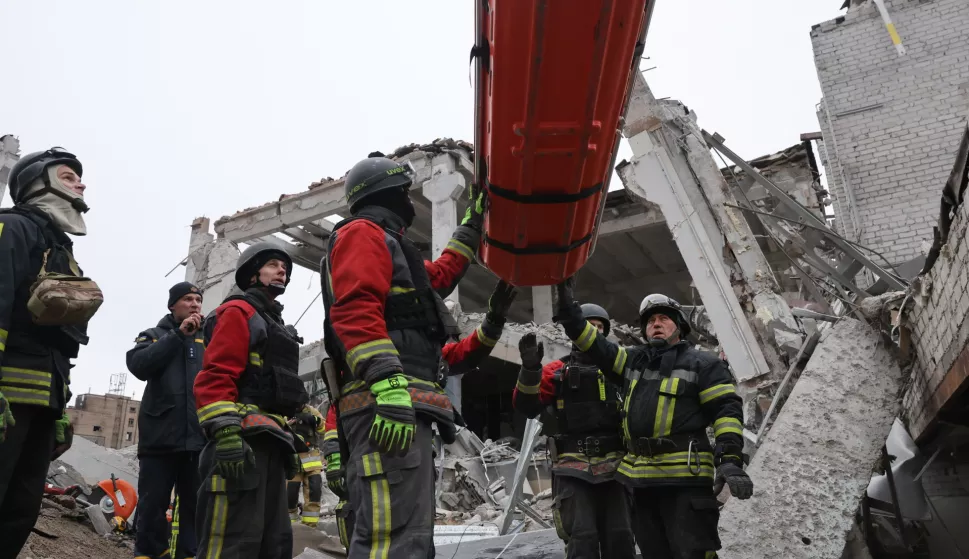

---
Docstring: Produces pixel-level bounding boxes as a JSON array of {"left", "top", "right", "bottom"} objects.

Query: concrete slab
[
  {"left": 291, "top": 524, "right": 337, "bottom": 558},
  {"left": 718, "top": 318, "right": 903, "bottom": 558},
  {"left": 57, "top": 435, "right": 140, "bottom": 487}
]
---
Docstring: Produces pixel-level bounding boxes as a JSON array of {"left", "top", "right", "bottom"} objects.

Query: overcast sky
[{"left": 1, "top": 0, "right": 842, "bottom": 402}]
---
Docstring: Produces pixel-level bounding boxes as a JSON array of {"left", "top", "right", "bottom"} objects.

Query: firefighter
[
  {"left": 193, "top": 242, "right": 308, "bottom": 559},
  {"left": 553, "top": 283, "right": 754, "bottom": 559},
  {"left": 513, "top": 303, "right": 636, "bottom": 558},
  {"left": 320, "top": 154, "right": 490, "bottom": 558},
  {"left": 126, "top": 282, "right": 207, "bottom": 559},
  {"left": 286, "top": 403, "right": 326, "bottom": 526},
  {"left": 0, "top": 148, "right": 101, "bottom": 558},
  {"left": 322, "top": 281, "right": 518, "bottom": 554}
]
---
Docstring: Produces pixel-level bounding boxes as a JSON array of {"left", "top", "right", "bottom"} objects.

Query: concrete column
[
  {"left": 532, "top": 286, "right": 553, "bottom": 324},
  {"left": 185, "top": 217, "right": 214, "bottom": 285},
  {"left": 423, "top": 167, "right": 468, "bottom": 411},
  {"left": 0, "top": 135, "right": 21, "bottom": 203},
  {"left": 195, "top": 238, "right": 241, "bottom": 316}
]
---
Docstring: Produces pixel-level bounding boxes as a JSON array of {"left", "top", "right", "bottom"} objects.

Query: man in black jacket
[
  {"left": 126, "top": 282, "right": 207, "bottom": 559},
  {"left": 0, "top": 148, "right": 100, "bottom": 559}
]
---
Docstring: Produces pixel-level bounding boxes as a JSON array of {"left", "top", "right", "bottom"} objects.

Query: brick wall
[
  {"left": 811, "top": 0, "right": 969, "bottom": 265},
  {"left": 904, "top": 154, "right": 969, "bottom": 437}
]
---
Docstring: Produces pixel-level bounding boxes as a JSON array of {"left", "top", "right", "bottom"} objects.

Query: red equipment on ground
[{"left": 473, "top": 0, "right": 653, "bottom": 286}]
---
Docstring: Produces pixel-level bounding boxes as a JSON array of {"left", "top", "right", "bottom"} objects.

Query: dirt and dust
[{"left": 17, "top": 505, "right": 133, "bottom": 559}]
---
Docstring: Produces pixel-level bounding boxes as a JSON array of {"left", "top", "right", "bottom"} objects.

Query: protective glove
[
  {"left": 285, "top": 453, "right": 301, "bottom": 480},
  {"left": 369, "top": 375, "right": 416, "bottom": 455},
  {"left": 714, "top": 462, "right": 754, "bottom": 500},
  {"left": 213, "top": 425, "right": 255, "bottom": 479},
  {"left": 460, "top": 184, "right": 486, "bottom": 232},
  {"left": 553, "top": 278, "right": 585, "bottom": 337},
  {"left": 325, "top": 453, "right": 348, "bottom": 499},
  {"left": 0, "top": 391, "right": 15, "bottom": 444},
  {"left": 296, "top": 411, "right": 320, "bottom": 428},
  {"left": 52, "top": 411, "right": 73, "bottom": 460},
  {"left": 485, "top": 280, "right": 518, "bottom": 327},
  {"left": 518, "top": 333, "right": 544, "bottom": 371}
]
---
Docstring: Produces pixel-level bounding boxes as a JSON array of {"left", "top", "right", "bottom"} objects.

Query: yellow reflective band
[
  {"left": 0, "top": 386, "right": 50, "bottom": 406},
  {"left": 622, "top": 379, "right": 639, "bottom": 442},
  {"left": 302, "top": 460, "right": 323, "bottom": 470},
  {"left": 575, "top": 322, "right": 597, "bottom": 351},
  {"left": 0, "top": 327, "right": 8, "bottom": 344},
  {"left": 205, "top": 492, "right": 228, "bottom": 558},
  {"left": 197, "top": 401, "right": 238, "bottom": 423},
  {"left": 195, "top": 338, "right": 204, "bottom": 344},
  {"left": 346, "top": 339, "right": 399, "bottom": 375},
  {"left": 323, "top": 430, "right": 338, "bottom": 442},
  {"left": 364, "top": 454, "right": 391, "bottom": 559},
  {"left": 445, "top": 239, "right": 474, "bottom": 261},
  {"left": 389, "top": 286, "right": 414, "bottom": 294},
  {"left": 516, "top": 380, "right": 540, "bottom": 395},
  {"left": 714, "top": 417, "right": 744, "bottom": 438},
  {"left": 653, "top": 377, "right": 679, "bottom": 437},
  {"left": 210, "top": 475, "right": 226, "bottom": 492},
  {"left": 0, "top": 367, "right": 52, "bottom": 387},
  {"left": 886, "top": 22, "right": 902, "bottom": 45},
  {"left": 613, "top": 347, "right": 627, "bottom": 376},
  {"left": 249, "top": 352, "right": 263, "bottom": 366},
  {"left": 0, "top": 223, "right": 3, "bottom": 238},
  {"left": 476, "top": 326, "right": 498, "bottom": 347},
  {"left": 699, "top": 384, "right": 736, "bottom": 405},
  {"left": 597, "top": 371, "right": 606, "bottom": 401},
  {"left": 618, "top": 451, "right": 716, "bottom": 480},
  {"left": 705, "top": 552, "right": 718, "bottom": 559},
  {"left": 556, "top": 399, "right": 564, "bottom": 410}
]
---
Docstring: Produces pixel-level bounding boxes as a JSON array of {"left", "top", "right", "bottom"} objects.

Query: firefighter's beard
[{"left": 23, "top": 175, "right": 88, "bottom": 236}]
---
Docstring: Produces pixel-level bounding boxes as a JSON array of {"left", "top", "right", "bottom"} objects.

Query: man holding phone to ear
[{"left": 126, "top": 282, "right": 207, "bottom": 559}]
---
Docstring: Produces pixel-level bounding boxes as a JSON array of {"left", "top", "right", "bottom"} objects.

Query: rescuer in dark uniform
[
  {"left": 193, "top": 243, "right": 308, "bottom": 559},
  {"left": 286, "top": 403, "right": 326, "bottom": 526},
  {"left": 0, "top": 148, "right": 101, "bottom": 558},
  {"left": 320, "top": 154, "right": 488, "bottom": 558},
  {"left": 553, "top": 282, "right": 754, "bottom": 559},
  {"left": 322, "top": 280, "right": 518, "bottom": 554},
  {"left": 513, "top": 303, "right": 636, "bottom": 558},
  {"left": 126, "top": 282, "right": 207, "bottom": 559}
]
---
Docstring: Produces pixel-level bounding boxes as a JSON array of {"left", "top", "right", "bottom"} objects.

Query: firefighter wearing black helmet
[
  {"left": 193, "top": 242, "right": 309, "bottom": 559},
  {"left": 0, "top": 147, "right": 102, "bottom": 557},
  {"left": 553, "top": 284, "right": 753, "bottom": 559},
  {"left": 513, "top": 303, "right": 636, "bottom": 558},
  {"left": 321, "top": 154, "right": 485, "bottom": 558}
]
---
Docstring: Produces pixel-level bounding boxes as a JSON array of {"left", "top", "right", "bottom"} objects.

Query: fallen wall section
[{"left": 718, "top": 318, "right": 902, "bottom": 558}]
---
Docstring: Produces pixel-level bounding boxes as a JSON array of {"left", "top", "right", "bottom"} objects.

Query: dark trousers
[
  {"left": 343, "top": 411, "right": 435, "bottom": 559},
  {"left": 0, "top": 404, "right": 57, "bottom": 559},
  {"left": 195, "top": 433, "right": 292, "bottom": 559},
  {"left": 630, "top": 485, "right": 721, "bottom": 559},
  {"left": 136, "top": 451, "right": 201, "bottom": 559},
  {"left": 552, "top": 475, "right": 636, "bottom": 559}
]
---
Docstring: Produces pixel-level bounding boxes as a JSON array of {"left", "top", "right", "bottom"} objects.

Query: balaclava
[{"left": 24, "top": 167, "right": 87, "bottom": 236}]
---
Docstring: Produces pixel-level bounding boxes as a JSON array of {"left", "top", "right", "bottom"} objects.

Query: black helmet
[
  {"left": 580, "top": 303, "right": 611, "bottom": 337},
  {"left": 344, "top": 156, "right": 415, "bottom": 212},
  {"left": 8, "top": 147, "right": 84, "bottom": 208},
  {"left": 235, "top": 242, "right": 294, "bottom": 293},
  {"left": 639, "top": 293, "right": 691, "bottom": 337}
]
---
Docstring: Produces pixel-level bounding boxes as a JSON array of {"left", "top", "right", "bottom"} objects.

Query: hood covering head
[{"left": 24, "top": 167, "right": 87, "bottom": 236}]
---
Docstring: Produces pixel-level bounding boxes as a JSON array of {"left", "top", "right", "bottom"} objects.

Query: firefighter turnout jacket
[
  {"left": 291, "top": 404, "right": 326, "bottom": 473},
  {"left": 126, "top": 314, "right": 206, "bottom": 454},
  {"left": 513, "top": 351, "right": 625, "bottom": 483},
  {"left": 560, "top": 320, "right": 744, "bottom": 488},
  {"left": 0, "top": 206, "right": 92, "bottom": 412},
  {"left": 193, "top": 288, "right": 308, "bottom": 450},
  {"left": 321, "top": 205, "right": 479, "bottom": 436}
]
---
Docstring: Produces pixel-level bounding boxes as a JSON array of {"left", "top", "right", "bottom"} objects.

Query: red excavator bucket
[{"left": 473, "top": 0, "right": 651, "bottom": 286}]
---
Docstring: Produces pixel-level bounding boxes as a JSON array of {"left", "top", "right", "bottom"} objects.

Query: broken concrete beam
[
  {"left": 85, "top": 505, "right": 113, "bottom": 536},
  {"left": 718, "top": 318, "right": 903, "bottom": 558}
]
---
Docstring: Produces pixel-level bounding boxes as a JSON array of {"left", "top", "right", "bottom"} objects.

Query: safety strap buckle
[{"left": 577, "top": 436, "right": 601, "bottom": 457}]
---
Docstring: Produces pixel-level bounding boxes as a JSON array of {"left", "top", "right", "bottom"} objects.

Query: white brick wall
[
  {"left": 812, "top": 0, "right": 969, "bottom": 266},
  {"left": 904, "top": 174, "right": 969, "bottom": 437}
]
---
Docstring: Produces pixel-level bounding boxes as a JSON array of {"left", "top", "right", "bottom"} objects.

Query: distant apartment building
[{"left": 68, "top": 393, "right": 141, "bottom": 450}]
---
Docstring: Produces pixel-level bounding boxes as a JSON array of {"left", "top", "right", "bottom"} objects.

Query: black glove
[
  {"left": 714, "top": 463, "right": 754, "bottom": 500},
  {"left": 518, "top": 333, "right": 544, "bottom": 371},
  {"left": 285, "top": 453, "right": 301, "bottom": 480},
  {"left": 485, "top": 280, "right": 518, "bottom": 326},
  {"left": 553, "top": 278, "right": 585, "bottom": 337},
  {"left": 296, "top": 412, "right": 320, "bottom": 428}
]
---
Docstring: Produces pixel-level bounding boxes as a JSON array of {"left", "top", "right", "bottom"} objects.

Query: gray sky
[{"left": 1, "top": 0, "right": 842, "bottom": 401}]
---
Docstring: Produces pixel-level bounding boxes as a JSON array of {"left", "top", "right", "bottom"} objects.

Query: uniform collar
[{"left": 353, "top": 205, "right": 408, "bottom": 235}]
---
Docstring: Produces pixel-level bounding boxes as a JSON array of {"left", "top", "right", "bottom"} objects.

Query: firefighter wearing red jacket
[
  {"left": 322, "top": 283, "right": 517, "bottom": 553},
  {"left": 320, "top": 155, "right": 491, "bottom": 558},
  {"left": 513, "top": 303, "right": 635, "bottom": 559},
  {"left": 193, "top": 242, "right": 309, "bottom": 559}
]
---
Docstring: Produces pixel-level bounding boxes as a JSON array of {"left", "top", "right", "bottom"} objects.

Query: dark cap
[{"left": 168, "top": 282, "right": 202, "bottom": 308}]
